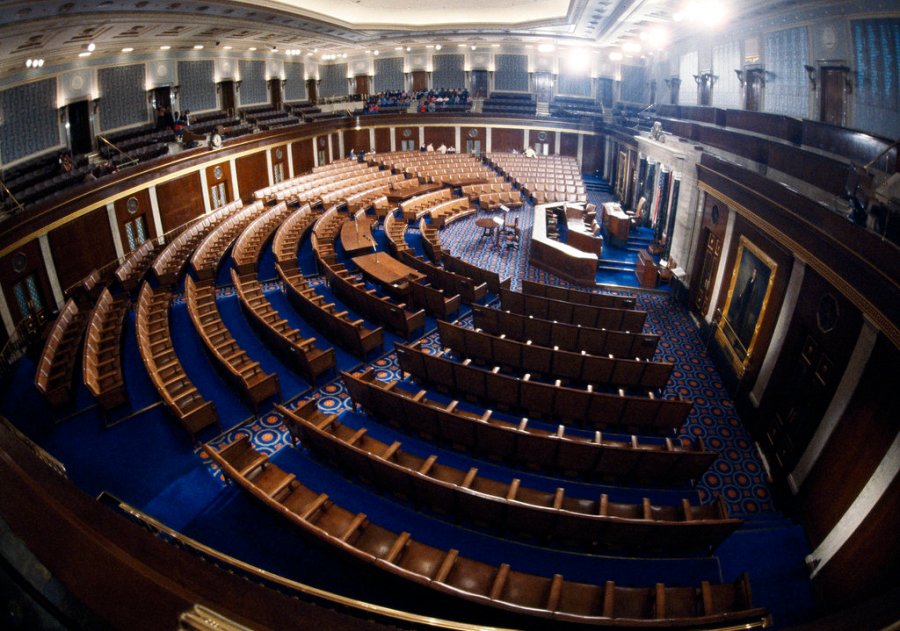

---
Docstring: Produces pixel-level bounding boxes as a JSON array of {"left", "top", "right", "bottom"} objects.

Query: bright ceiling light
[
  {"left": 471, "top": 45, "right": 477, "bottom": 51},
  {"left": 567, "top": 48, "right": 589, "bottom": 72},
  {"left": 249, "top": 47, "right": 257, "bottom": 51},
  {"left": 223, "top": 45, "right": 232, "bottom": 50},
  {"left": 87, "top": 42, "right": 96, "bottom": 52},
  {"left": 193, "top": 44, "right": 204, "bottom": 50},
  {"left": 160, "top": 45, "right": 171, "bottom": 50},
  {"left": 458, "top": 44, "right": 467, "bottom": 48},
  {"left": 492, "top": 44, "right": 500, "bottom": 48},
  {"left": 25, "top": 59, "right": 33, "bottom": 68},
  {"left": 395, "top": 46, "right": 403, "bottom": 51},
  {"left": 622, "top": 41, "right": 641, "bottom": 54},
  {"left": 435, "top": 44, "right": 442, "bottom": 50},
  {"left": 79, "top": 52, "right": 91, "bottom": 57},
  {"left": 538, "top": 43, "right": 555, "bottom": 53},
  {"left": 406, "top": 46, "right": 411, "bottom": 52},
  {"left": 609, "top": 51, "right": 623, "bottom": 61},
  {"left": 121, "top": 47, "right": 134, "bottom": 52},
  {"left": 373, "top": 50, "right": 379, "bottom": 56}
]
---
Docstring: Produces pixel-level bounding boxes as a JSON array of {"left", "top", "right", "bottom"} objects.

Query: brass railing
[{"left": 97, "top": 135, "right": 140, "bottom": 169}]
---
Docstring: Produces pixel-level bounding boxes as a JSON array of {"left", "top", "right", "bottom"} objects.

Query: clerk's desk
[{"left": 603, "top": 202, "right": 631, "bottom": 246}]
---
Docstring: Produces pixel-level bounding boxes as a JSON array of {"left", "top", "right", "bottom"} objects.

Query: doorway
[
  {"left": 745, "top": 69, "right": 764, "bottom": 112},
  {"left": 152, "top": 86, "right": 172, "bottom": 112},
  {"left": 819, "top": 66, "right": 848, "bottom": 126},
  {"left": 269, "top": 80, "right": 283, "bottom": 111},
  {"left": 698, "top": 74, "right": 712, "bottom": 106},
  {"left": 66, "top": 100, "right": 93, "bottom": 155},
  {"left": 219, "top": 81, "right": 236, "bottom": 116},
  {"left": 466, "top": 139, "right": 481, "bottom": 156},
  {"left": 471, "top": 70, "right": 488, "bottom": 99}
]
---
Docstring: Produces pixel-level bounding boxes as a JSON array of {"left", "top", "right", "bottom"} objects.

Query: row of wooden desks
[
  {"left": 353, "top": 252, "right": 425, "bottom": 297},
  {"left": 340, "top": 216, "right": 377, "bottom": 256}
]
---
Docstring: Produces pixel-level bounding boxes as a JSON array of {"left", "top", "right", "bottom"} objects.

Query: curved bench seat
[
  {"left": 34, "top": 298, "right": 87, "bottom": 408},
  {"left": 190, "top": 200, "right": 266, "bottom": 281},
  {"left": 207, "top": 436, "right": 769, "bottom": 628},
  {"left": 231, "top": 201, "right": 293, "bottom": 275},
  {"left": 280, "top": 400, "right": 740, "bottom": 554},
  {"left": 83, "top": 287, "right": 130, "bottom": 411},
  {"left": 342, "top": 368, "right": 717, "bottom": 484},
  {"left": 501, "top": 288, "right": 647, "bottom": 333}
]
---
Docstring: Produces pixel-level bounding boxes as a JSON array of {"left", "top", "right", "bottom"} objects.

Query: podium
[{"left": 635, "top": 249, "right": 658, "bottom": 288}]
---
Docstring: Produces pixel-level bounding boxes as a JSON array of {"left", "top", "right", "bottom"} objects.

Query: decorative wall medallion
[
  {"left": 222, "top": 61, "right": 231, "bottom": 72},
  {"left": 467, "top": 128, "right": 479, "bottom": 138},
  {"left": 822, "top": 26, "right": 837, "bottom": 51},
  {"left": 213, "top": 165, "right": 224, "bottom": 180},
  {"left": 402, "top": 128, "right": 412, "bottom": 138},
  {"left": 318, "top": 138, "right": 326, "bottom": 148},
  {"left": 126, "top": 196, "right": 139, "bottom": 214},
  {"left": 711, "top": 204, "right": 720, "bottom": 225},
  {"left": 11, "top": 252, "right": 27, "bottom": 273},
  {"left": 537, "top": 131, "right": 547, "bottom": 142},
  {"left": 157, "top": 63, "right": 168, "bottom": 78},
  {"left": 817, "top": 294, "right": 839, "bottom": 333},
  {"left": 275, "top": 148, "right": 283, "bottom": 160},
  {"left": 71, "top": 75, "right": 84, "bottom": 91}
]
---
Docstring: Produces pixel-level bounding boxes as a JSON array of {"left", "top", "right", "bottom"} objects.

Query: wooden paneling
[
  {"left": 394, "top": 126, "right": 417, "bottom": 150},
  {"left": 48, "top": 209, "right": 116, "bottom": 291},
  {"left": 205, "top": 160, "right": 233, "bottom": 204},
  {"left": 344, "top": 128, "right": 372, "bottom": 153},
  {"left": 423, "top": 126, "right": 455, "bottom": 149},
  {"left": 235, "top": 152, "right": 269, "bottom": 203},
  {"left": 754, "top": 267, "right": 864, "bottom": 478},
  {"left": 460, "top": 126, "right": 485, "bottom": 151},
  {"left": 559, "top": 132, "right": 578, "bottom": 157},
  {"left": 802, "top": 119, "right": 897, "bottom": 173},
  {"left": 797, "top": 335, "right": 896, "bottom": 547},
  {"left": 812, "top": 474, "right": 900, "bottom": 612},
  {"left": 329, "top": 134, "right": 338, "bottom": 163},
  {"left": 113, "top": 189, "right": 157, "bottom": 249},
  {"left": 724, "top": 110, "right": 803, "bottom": 144},
  {"left": 156, "top": 172, "right": 204, "bottom": 233},
  {"left": 374, "top": 127, "right": 392, "bottom": 153},
  {"left": 291, "top": 138, "right": 314, "bottom": 176},
  {"left": 491, "top": 128, "right": 524, "bottom": 153},
  {"left": 270, "top": 145, "right": 289, "bottom": 181},
  {"left": 0, "top": 239, "right": 53, "bottom": 322}
]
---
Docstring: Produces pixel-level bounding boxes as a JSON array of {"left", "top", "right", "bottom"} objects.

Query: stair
[{"left": 535, "top": 102, "right": 550, "bottom": 117}]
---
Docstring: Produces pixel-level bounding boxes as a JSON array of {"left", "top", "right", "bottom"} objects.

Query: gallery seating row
[
  {"left": 396, "top": 342, "right": 692, "bottom": 434},
  {"left": 208, "top": 436, "right": 768, "bottom": 628},
  {"left": 442, "top": 254, "right": 511, "bottom": 295},
  {"left": 319, "top": 173, "right": 403, "bottom": 207},
  {"left": 521, "top": 279, "right": 636, "bottom": 310},
  {"left": 231, "top": 202, "right": 293, "bottom": 275},
  {"left": 271, "top": 204, "right": 318, "bottom": 265},
  {"left": 230, "top": 270, "right": 335, "bottom": 386},
  {"left": 313, "top": 208, "right": 425, "bottom": 338},
  {"left": 277, "top": 263, "right": 385, "bottom": 359},
  {"left": 383, "top": 212, "right": 410, "bottom": 256},
  {"left": 533, "top": 189, "right": 589, "bottom": 204},
  {"left": 481, "top": 93, "right": 537, "bottom": 116},
  {"left": 282, "top": 401, "right": 740, "bottom": 554},
  {"left": 471, "top": 304, "right": 658, "bottom": 360},
  {"left": 342, "top": 368, "right": 717, "bottom": 484},
  {"left": 409, "top": 280, "right": 461, "bottom": 320},
  {"left": 190, "top": 201, "right": 267, "bottom": 281},
  {"left": 152, "top": 200, "right": 240, "bottom": 286},
  {"left": 82, "top": 288, "right": 130, "bottom": 411},
  {"left": 184, "top": 276, "right": 280, "bottom": 410},
  {"left": 478, "top": 190, "right": 525, "bottom": 210},
  {"left": 400, "top": 188, "right": 452, "bottom": 221},
  {"left": 136, "top": 283, "right": 218, "bottom": 440},
  {"left": 501, "top": 288, "right": 647, "bottom": 333},
  {"left": 297, "top": 168, "right": 391, "bottom": 207},
  {"left": 114, "top": 239, "right": 161, "bottom": 292},
  {"left": 34, "top": 299, "right": 87, "bottom": 408},
  {"left": 436, "top": 320, "right": 673, "bottom": 390},
  {"left": 399, "top": 249, "right": 488, "bottom": 304}
]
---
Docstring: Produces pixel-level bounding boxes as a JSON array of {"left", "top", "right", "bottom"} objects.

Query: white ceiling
[{"left": 0, "top": 0, "right": 811, "bottom": 78}]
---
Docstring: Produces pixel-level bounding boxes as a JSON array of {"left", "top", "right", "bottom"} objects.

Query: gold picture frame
[{"left": 715, "top": 236, "right": 777, "bottom": 377}]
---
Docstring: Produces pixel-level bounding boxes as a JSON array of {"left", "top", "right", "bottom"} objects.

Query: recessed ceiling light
[
  {"left": 249, "top": 47, "right": 257, "bottom": 51},
  {"left": 373, "top": 50, "right": 379, "bottom": 56},
  {"left": 223, "top": 45, "right": 232, "bottom": 50},
  {"left": 121, "top": 47, "right": 134, "bottom": 52},
  {"left": 193, "top": 44, "right": 204, "bottom": 50},
  {"left": 435, "top": 44, "right": 442, "bottom": 50},
  {"left": 458, "top": 44, "right": 467, "bottom": 48},
  {"left": 79, "top": 52, "right": 91, "bottom": 57},
  {"left": 25, "top": 59, "right": 33, "bottom": 68},
  {"left": 160, "top": 45, "right": 171, "bottom": 50},
  {"left": 87, "top": 42, "right": 96, "bottom": 52},
  {"left": 406, "top": 46, "right": 411, "bottom": 52},
  {"left": 538, "top": 43, "right": 555, "bottom": 53},
  {"left": 471, "top": 45, "right": 477, "bottom": 50},
  {"left": 395, "top": 46, "right": 403, "bottom": 51},
  {"left": 492, "top": 44, "right": 500, "bottom": 48}
]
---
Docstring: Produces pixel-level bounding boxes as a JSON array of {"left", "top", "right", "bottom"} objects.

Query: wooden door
[
  {"left": 668, "top": 78, "right": 680, "bottom": 105},
  {"left": 355, "top": 75, "right": 370, "bottom": 98},
  {"left": 745, "top": 70, "right": 764, "bottom": 112},
  {"left": 306, "top": 78, "right": 318, "bottom": 103},
  {"left": 699, "top": 75, "right": 712, "bottom": 106},
  {"left": 411, "top": 71, "right": 429, "bottom": 93},
  {"left": 219, "top": 81, "right": 235, "bottom": 115},
  {"left": 471, "top": 70, "right": 488, "bottom": 98},
  {"left": 820, "top": 66, "right": 847, "bottom": 126},
  {"left": 269, "top": 80, "right": 283, "bottom": 111},
  {"left": 67, "top": 100, "right": 93, "bottom": 155},
  {"left": 693, "top": 229, "right": 722, "bottom": 316}
]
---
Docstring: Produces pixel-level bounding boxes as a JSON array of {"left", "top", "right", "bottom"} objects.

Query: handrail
[
  {"left": 0, "top": 416, "right": 67, "bottom": 478},
  {"left": 97, "top": 492, "right": 516, "bottom": 631},
  {"left": 97, "top": 135, "right": 140, "bottom": 169},
  {"left": 0, "top": 315, "right": 35, "bottom": 381}
]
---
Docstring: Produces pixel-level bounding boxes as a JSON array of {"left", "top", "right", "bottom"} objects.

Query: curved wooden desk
[
  {"left": 530, "top": 203, "right": 598, "bottom": 286},
  {"left": 340, "top": 215, "right": 376, "bottom": 256}
]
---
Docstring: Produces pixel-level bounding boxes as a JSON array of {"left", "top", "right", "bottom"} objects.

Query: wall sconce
[
  {"left": 746, "top": 66, "right": 767, "bottom": 87},
  {"left": 173, "top": 85, "right": 180, "bottom": 98},
  {"left": 734, "top": 69, "right": 745, "bottom": 87},
  {"left": 804, "top": 64, "right": 817, "bottom": 90},
  {"left": 693, "top": 72, "right": 716, "bottom": 86},
  {"left": 235, "top": 81, "right": 242, "bottom": 92},
  {"left": 92, "top": 98, "right": 100, "bottom": 115},
  {"left": 147, "top": 90, "right": 155, "bottom": 104},
  {"left": 664, "top": 77, "right": 681, "bottom": 89}
]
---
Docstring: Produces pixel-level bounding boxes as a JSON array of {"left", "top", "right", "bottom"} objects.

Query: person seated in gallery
[{"left": 524, "top": 146, "right": 537, "bottom": 158}]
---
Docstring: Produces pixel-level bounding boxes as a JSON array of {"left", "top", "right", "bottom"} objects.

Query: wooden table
[
  {"left": 353, "top": 252, "right": 425, "bottom": 296},
  {"left": 475, "top": 216, "right": 504, "bottom": 245},
  {"left": 340, "top": 216, "right": 376, "bottom": 256}
]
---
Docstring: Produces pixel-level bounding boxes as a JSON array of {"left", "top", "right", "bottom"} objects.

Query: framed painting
[{"left": 715, "top": 236, "right": 777, "bottom": 376}]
